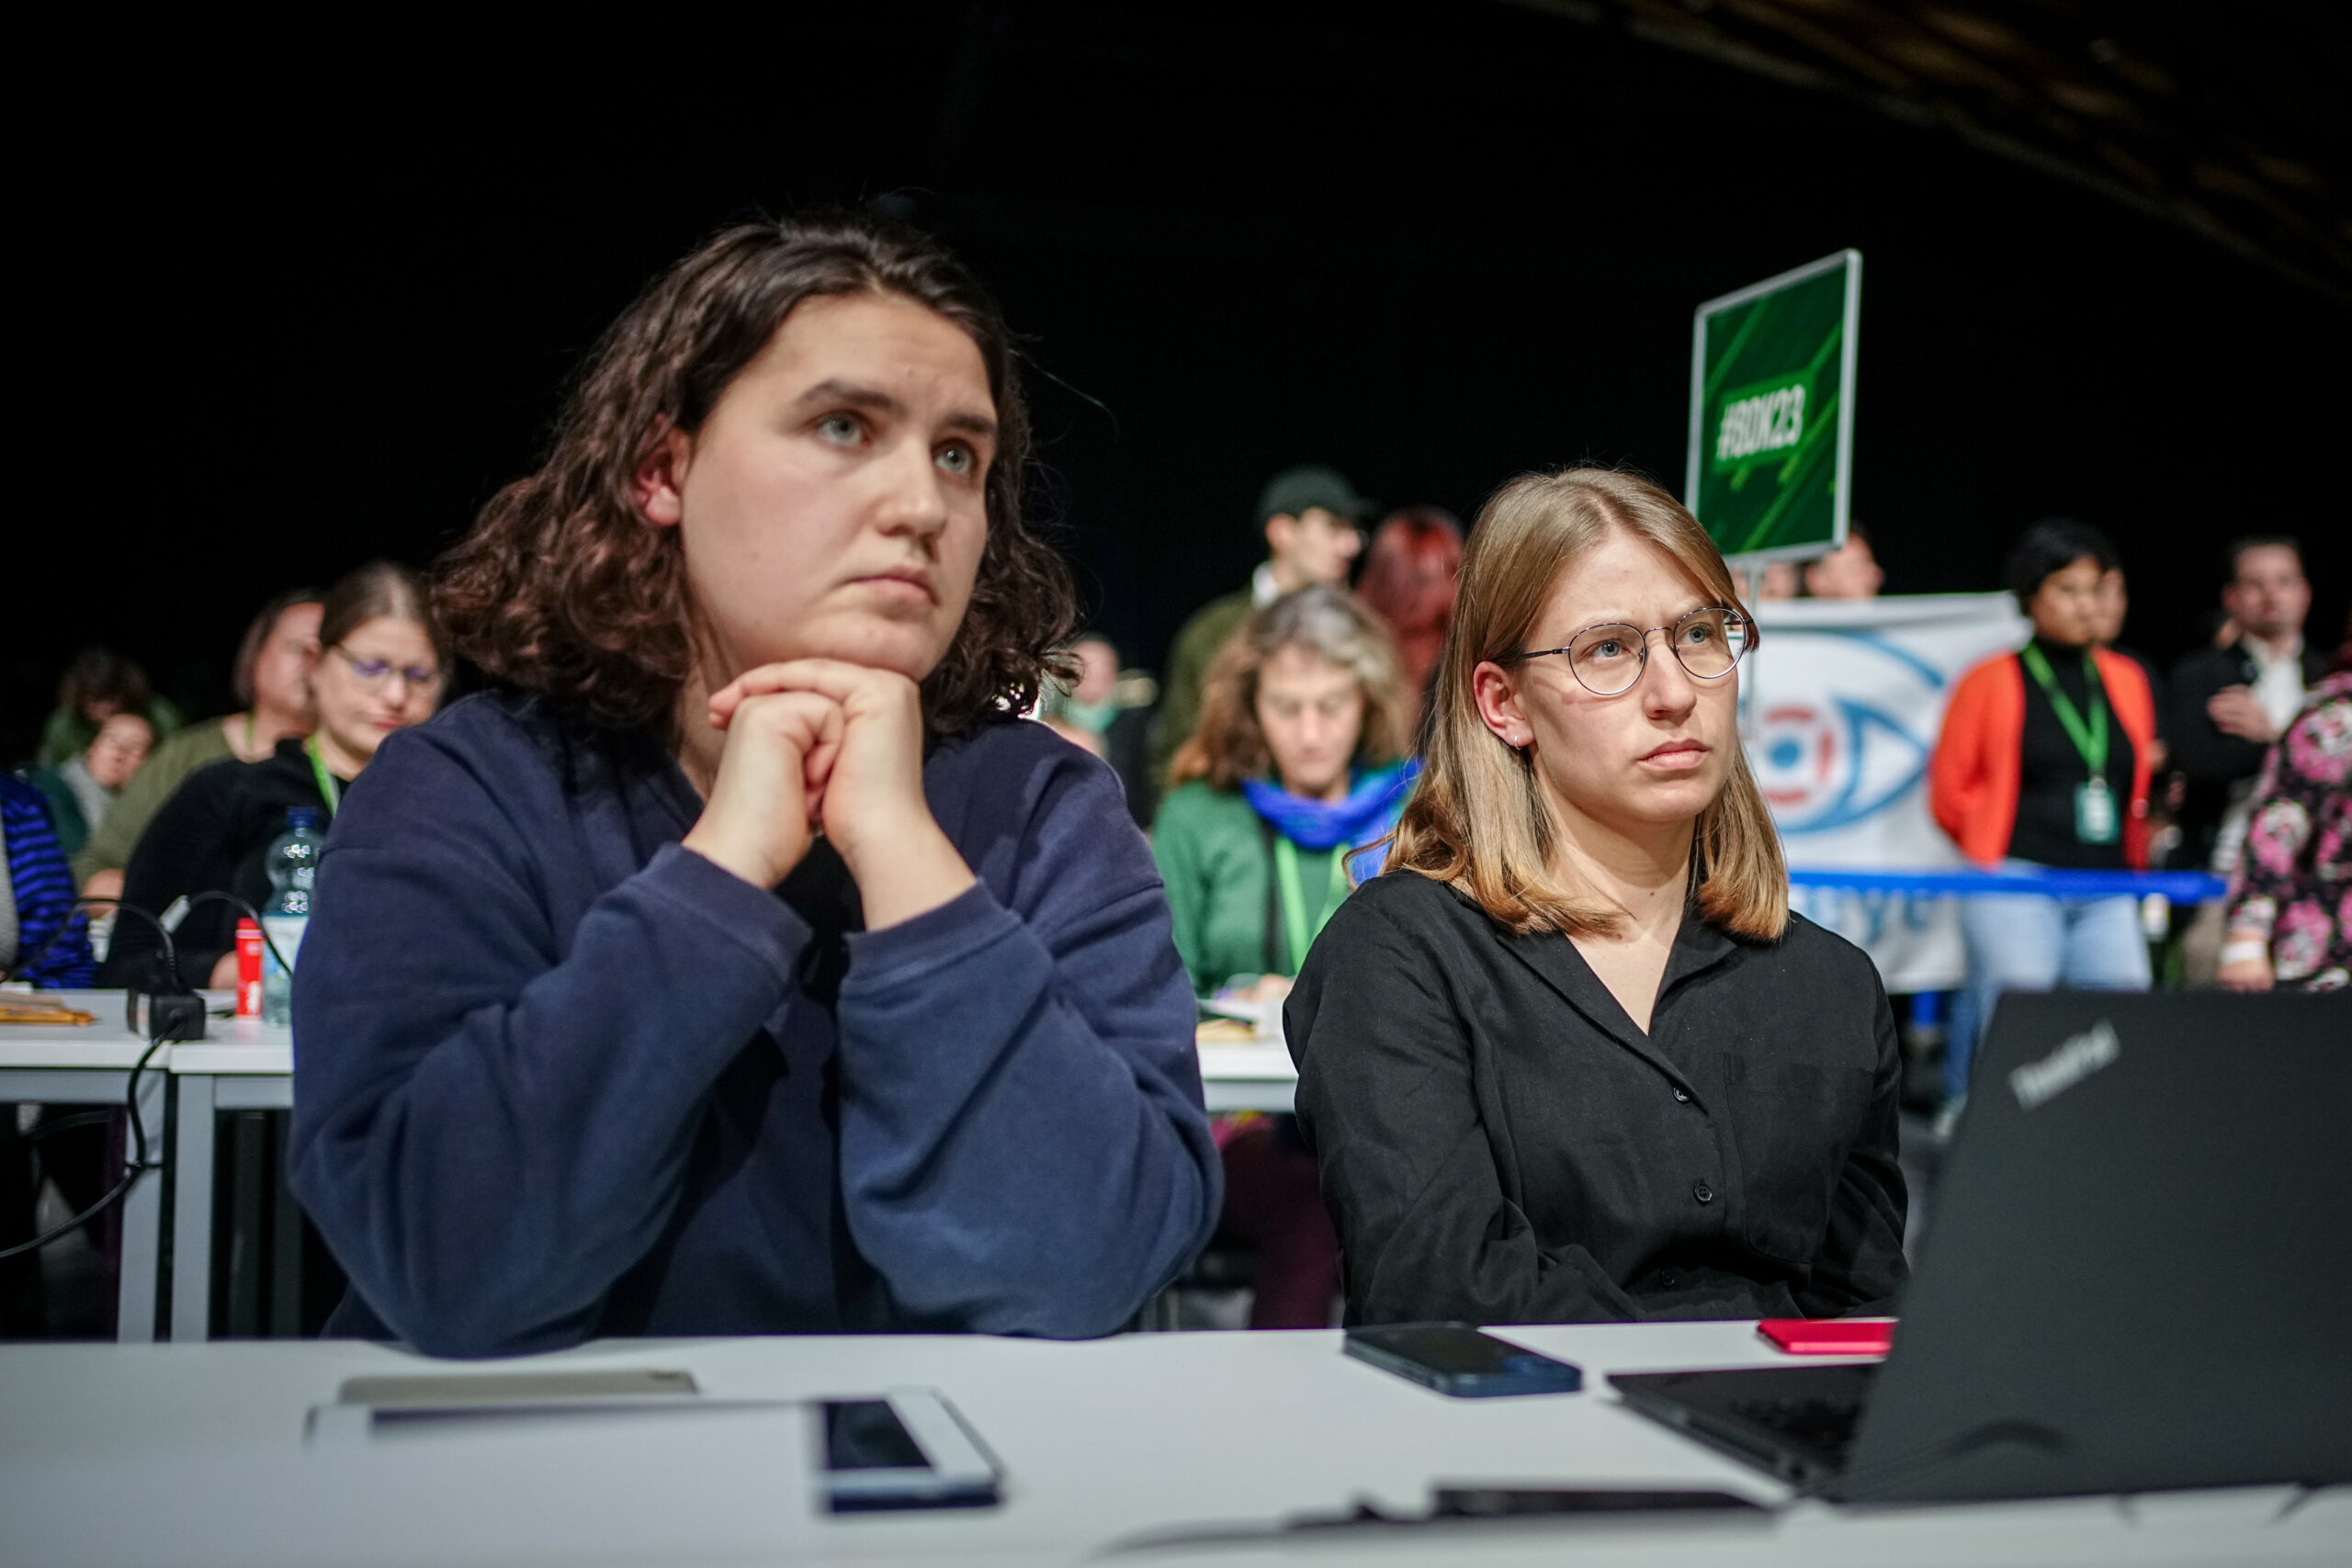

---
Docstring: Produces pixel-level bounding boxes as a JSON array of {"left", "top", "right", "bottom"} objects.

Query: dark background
[{"left": 9, "top": 1, "right": 2346, "bottom": 762}]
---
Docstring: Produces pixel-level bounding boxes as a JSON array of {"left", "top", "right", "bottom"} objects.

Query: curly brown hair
[
  {"left": 435, "top": 210, "right": 1075, "bottom": 737},
  {"left": 1170, "top": 586, "right": 1411, "bottom": 791}
]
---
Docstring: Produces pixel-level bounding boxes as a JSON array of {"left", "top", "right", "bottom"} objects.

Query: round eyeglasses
[
  {"left": 1498, "top": 607, "right": 1752, "bottom": 697},
  {"left": 331, "top": 644, "right": 441, "bottom": 692}
]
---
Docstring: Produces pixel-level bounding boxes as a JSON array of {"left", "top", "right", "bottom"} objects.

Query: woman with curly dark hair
[{"left": 289, "top": 212, "right": 1219, "bottom": 1355}]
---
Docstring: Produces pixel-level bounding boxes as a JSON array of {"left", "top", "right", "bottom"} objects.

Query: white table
[
  {"left": 0, "top": 991, "right": 174, "bottom": 1341},
  {"left": 165, "top": 1010, "right": 294, "bottom": 1343},
  {"left": 1197, "top": 1039, "right": 1296, "bottom": 1112},
  {"left": 0, "top": 1321, "right": 2337, "bottom": 1567},
  {"left": 0, "top": 990, "right": 294, "bottom": 1343}
]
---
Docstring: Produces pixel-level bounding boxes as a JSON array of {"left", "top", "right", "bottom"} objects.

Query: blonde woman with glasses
[{"left": 1288, "top": 468, "right": 1906, "bottom": 1327}]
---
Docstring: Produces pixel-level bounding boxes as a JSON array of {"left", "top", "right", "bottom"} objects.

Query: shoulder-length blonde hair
[
  {"left": 1387, "top": 468, "right": 1787, "bottom": 940},
  {"left": 1170, "top": 585, "right": 1411, "bottom": 791}
]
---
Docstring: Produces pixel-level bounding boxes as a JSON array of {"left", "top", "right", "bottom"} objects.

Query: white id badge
[{"left": 2075, "top": 778, "right": 2119, "bottom": 844}]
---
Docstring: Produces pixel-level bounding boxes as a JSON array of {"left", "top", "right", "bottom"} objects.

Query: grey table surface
[{"left": 2, "top": 1319, "right": 2340, "bottom": 1568}]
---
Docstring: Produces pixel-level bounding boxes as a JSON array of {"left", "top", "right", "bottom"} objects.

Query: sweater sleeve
[
  {"left": 287, "top": 729, "right": 810, "bottom": 1357},
  {"left": 1292, "top": 896, "right": 1672, "bottom": 1325},
  {"left": 832, "top": 756, "right": 1219, "bottom": 1337},
  {"left": 1928, "top": 666, "right": 1992, "bottom": 858}
]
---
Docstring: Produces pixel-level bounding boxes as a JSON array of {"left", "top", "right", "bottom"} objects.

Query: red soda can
[{"left": 235, "top": 919, "right": 264, "bottom": 1017}]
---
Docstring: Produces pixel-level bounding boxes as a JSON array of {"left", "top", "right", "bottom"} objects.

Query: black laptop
[{"left": 1612, "top": 990, "right": 2352, "bottom": 1503}]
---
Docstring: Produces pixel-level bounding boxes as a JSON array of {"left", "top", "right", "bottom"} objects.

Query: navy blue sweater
[{"left": 289, "top": 693, "right": 1219, "bottom": 1357}]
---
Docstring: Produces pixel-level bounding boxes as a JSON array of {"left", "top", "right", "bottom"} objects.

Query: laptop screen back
[{"left": 1838, "top": 991, "right": 2352, "bottom": 1502}]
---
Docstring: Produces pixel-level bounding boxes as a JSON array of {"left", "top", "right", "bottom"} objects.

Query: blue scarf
[{"left": 1242, "top": 759, "right": 1421, "bottom": 881}]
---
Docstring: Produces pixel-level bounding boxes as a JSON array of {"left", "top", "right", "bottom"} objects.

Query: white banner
[{"left": 1745, "top": 593, "right": 2029, "bottom": 992}]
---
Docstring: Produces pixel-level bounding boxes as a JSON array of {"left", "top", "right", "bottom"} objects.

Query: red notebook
[{"left": 1757, "top": 1317, "right": 1896, "bottom": 1356}]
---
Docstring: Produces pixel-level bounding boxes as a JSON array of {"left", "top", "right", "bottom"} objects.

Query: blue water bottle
[{"left": 259, "top": 807, "right": 323, "bottom": 1026}]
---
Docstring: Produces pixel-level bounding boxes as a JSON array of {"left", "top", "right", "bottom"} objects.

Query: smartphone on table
[
  {"left": 315, "top": 1372, "right": 1000, "bottom": 1514},
  {"left": 818, "top": 1391, "right": 1001, "bottom": 1513},
  {"left": 1343, "top": 1323, "right": 1583, "bottom": 1397}
]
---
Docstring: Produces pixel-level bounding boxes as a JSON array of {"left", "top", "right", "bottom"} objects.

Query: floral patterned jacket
[{"left": 2224, "top": 671, "right": 2351, "bottom": 990}]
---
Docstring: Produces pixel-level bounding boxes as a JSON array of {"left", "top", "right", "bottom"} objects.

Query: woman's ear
[
  {"left": 632, "top": 420, "right": 691, "bottom": 528},
  {"left": 1471, "top": 660, "right": 1529, "bottom": 749}
]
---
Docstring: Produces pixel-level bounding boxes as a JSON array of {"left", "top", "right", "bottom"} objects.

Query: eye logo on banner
[
  {"left": 1746, "top": 593, "right": 2030, "bottom": 994},
  {"left": 1751, "top": 632, "right": 1939, "bottom": 835}
]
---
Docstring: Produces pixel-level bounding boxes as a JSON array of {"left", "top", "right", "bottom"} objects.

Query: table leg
[
  {"left": 115, "top": 1066, "right": 168, "bottom": 1344},
  {"left": 169, "top": 1075, "right": 218, "bottom": 1342}
]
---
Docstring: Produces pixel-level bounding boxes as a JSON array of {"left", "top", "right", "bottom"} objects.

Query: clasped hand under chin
[{"left": 679, "top": 658, "right": 977, "bottom": 929}]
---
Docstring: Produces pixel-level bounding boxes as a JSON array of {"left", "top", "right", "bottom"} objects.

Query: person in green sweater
[
  {"left": 33, "top": 649, "right": 181, "bottom": 769},
  {"left": 1151, "top": 584, "right": 1418, "bottom": 1327},
  {"left": 1148, "top": 464, "right": 1373, "bottom": 787},
  {"left": 73, "top": 589, "right": 323, "bottom": 899}
]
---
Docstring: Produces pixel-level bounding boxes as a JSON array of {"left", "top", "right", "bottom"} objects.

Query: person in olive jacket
[{"left": 1288, "top": 468, "right": 1906, "bottom": 1326}]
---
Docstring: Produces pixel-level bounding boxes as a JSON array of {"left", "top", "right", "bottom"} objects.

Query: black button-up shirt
[{"left": 1288, "top": 871, "right": 1908, "bottom": 1325}]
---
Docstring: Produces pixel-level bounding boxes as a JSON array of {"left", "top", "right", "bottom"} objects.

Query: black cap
[{"left": 1256, "top": 465, "right": 1374, "bottom": 527}]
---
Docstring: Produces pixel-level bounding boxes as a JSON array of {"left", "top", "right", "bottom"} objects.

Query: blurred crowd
[
  {"left": 2, "top": 566, "right": 447, "bottom": 1332},
  {"left": 1059, "top": 467, "right": 2343, "bottom": 1325},
  {"left": 1034, "top": 468, "right": 2342, "bottom": 1014},
  {"left": 3, "top": 463, "right": 2344, "bottom": 1336}
]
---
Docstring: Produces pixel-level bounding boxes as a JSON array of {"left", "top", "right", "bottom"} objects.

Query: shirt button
[
  {"left": 1672, "top": 1088, "right": 1691, "bottom": 1103},
  {"left": 1693, "top": 1181, "right": 1715, "bottom": 1205}
]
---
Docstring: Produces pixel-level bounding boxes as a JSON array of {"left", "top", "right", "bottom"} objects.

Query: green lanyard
[
  {"left": 305, "top": 734, "right": 342, "bottom": 815},
  {"left": 2018, "top": 643, "right": 2109, "bottom": 778},
  {"left": 1272, "top": 835, "right": 1351, "bottom": 976}
]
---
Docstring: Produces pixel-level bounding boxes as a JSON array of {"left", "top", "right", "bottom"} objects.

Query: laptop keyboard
[{"left": 1726, "top": 1394, "right": 1865, "bottom": 1459}]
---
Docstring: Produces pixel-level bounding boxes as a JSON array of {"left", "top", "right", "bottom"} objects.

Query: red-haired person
[
  {"left": 1354, "top": 504, "right": 1464, "bottom": 742},
  {"left": 1800, "top": 522, "right": 1883, "bottom": 599},
  {"left": 288, "top": 214, "right": 1218, "bottom": 1355},
  {"left": 1290, "top": 469, "right": 1906, "bottom": 1325}
]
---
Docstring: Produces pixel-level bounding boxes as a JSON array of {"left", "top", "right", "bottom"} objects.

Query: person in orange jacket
[{"left": 1929, "top": 519, "right": 2157, "bottom": 1115}]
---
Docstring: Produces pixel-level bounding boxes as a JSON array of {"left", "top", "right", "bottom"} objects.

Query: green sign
[{"left": 1685, "top": 250, "right": 1860, "bottom": 561}]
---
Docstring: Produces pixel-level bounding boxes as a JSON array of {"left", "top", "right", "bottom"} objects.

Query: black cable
[
  {"left": 2, "top": 892, "right": 302, "bottom": 1260},
  {"left": 2, "top": 892, "right": 106, "bottom": 987},
  {"left": 6, "top": 889, "right": 292, "bottom": 990},
  {"left": 182, "top": 889, "right": 293, "bottom": 976},
  {"left": 0, "top": 899, "right": 186, "bottom": 1259},
  {"left": 2, "top": 896, "right": 180, "bottom": 990},
  {"left": 0, "top": 1033, "right": 166, "bottom": 1261}
]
